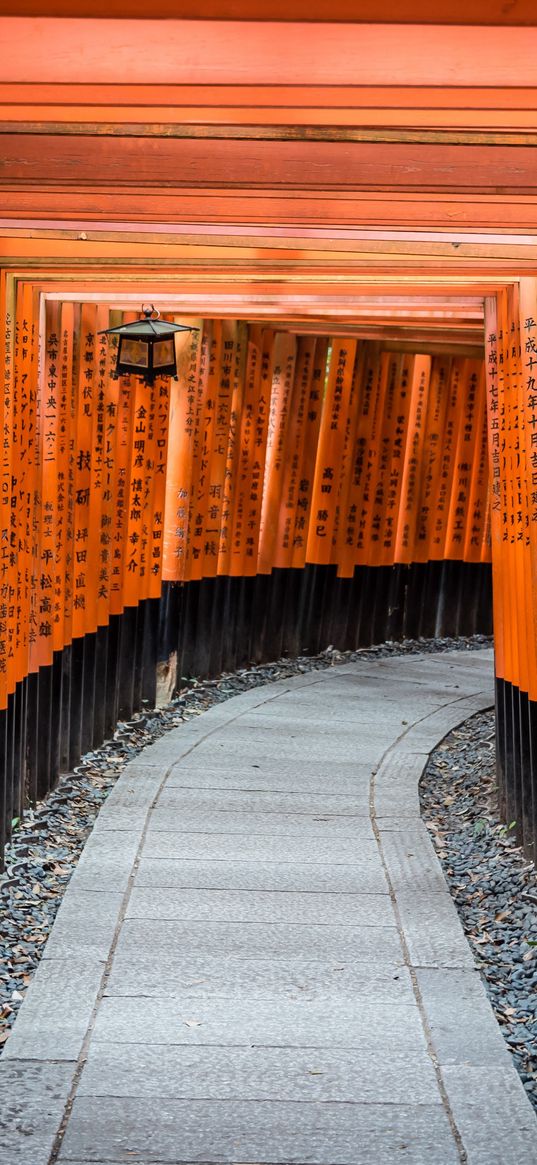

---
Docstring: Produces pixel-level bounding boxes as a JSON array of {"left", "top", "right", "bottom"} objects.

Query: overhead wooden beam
[
  {"left": 2, "top": 21, "right": 537, "bottom": 88},
  {"left": 0, "top": 1, "right": 535, "bottom": 24},
  {"left": 1, "top": 222, "right": 536, "bottom": 264},
  {"left": 5, "top": 107, "right": 537, "bottom": 132},
  {"left": 3, "top": 135, "right": 537, "bottom": 194},
  {"left": 3, "top": 85, "right": 537, "bottom": 110},
  {"left": 2, "top": 189, "right": 537, "bottom": 232},
  {"left": 4, "top": 123, "right": 537, "bottom": 147},
  {"left": 6, "top": 106, "right": 537, "bottom": 132}
]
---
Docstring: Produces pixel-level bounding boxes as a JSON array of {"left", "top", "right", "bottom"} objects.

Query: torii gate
[{"left": 0, "top": 5, "right": 537, "bottom": 862}]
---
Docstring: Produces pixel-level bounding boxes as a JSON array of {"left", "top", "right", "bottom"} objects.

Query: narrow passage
[{"left": 3, "top": 648, "right": 537, "bottom": 1165}]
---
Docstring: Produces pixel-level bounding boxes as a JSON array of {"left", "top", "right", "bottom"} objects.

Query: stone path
[{"left": 2, "top": 647, "right": 537, "bottom": 1164}]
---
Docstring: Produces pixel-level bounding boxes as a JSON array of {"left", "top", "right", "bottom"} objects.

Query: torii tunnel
[{"left": 1, "top": 7, "right": 537, "bottom": 866}]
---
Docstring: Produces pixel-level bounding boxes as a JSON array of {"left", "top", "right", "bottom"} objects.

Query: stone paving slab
[
  {"left": 166, "top": 759, "right": 374, "bottom": 793},
  {"left": 395, "top": 694, "right": 494, "bottom": 752},
  {"left": 147, "top": 807, "right": 375, "bottom": 836},
  {"left": 3, "top": 646, "right": 537, "bottom": 1165},
  {"left": 57, "top": 1096, "right": 460, "bottom": 1165},
  {"left": 157, "top": 785, "right": 372, "bottom": 814},
  {"left": 0, "top": 1063, "right": 73, "bottom": 1165},
  {"left": 91, "top": 994, "right": 426, "bottom": 1049},
  {"left": 374, "top": 751, "right": 430, "bottom": 817},
  {"left": 394, "top": 889, "right": 476, "bottom": 969},
  {"left": 415, "top": 967, "right": 513, "bottom": 1067},
  {"left": 125, "top": 885, "right": 394, "bottom": 925},
  {"left": 104, "top": 954, "right": 411, "bottom": 1002},
  {"left": 378, "top": 825, "right": 448, "bottom": 893},
  {"left": 1, "top": 958, "right": 104, "bottom": 1062},
  {"left": 77, "top": 1042, "right": 439, "bottom": 1103},
  {"left": 248, "top": 697, "right": 430, "bottom": 720},
  {"left": 142, "top": 829, "right": 381, "bottom": 863},
  {"left": 440, "top": 1065, "right": 537, "bottom": 1165},
  {"left": 114, "top": 918, "right": 403, "bottom": 962},
  {"left": 134, "top": 854, "right": 389, "bottom": 893},
  {"left": 65, "top": 828, "right": 140, "bottom": 893},
  {"left": 190, "top": 733, "right": 384, "bottom": 764},
  {"left": 40, "top": 890, "right": 124, "bottom": 961}
]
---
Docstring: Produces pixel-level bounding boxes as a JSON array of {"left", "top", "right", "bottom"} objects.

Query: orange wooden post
[
  {"left": 241, "top": 328, "right": 275, "bottom": 577},
  {"left": 22, "top": 284, "right": 40, "bottom": 681},
  {"left": 94, "top": 306, "right": 118, "bottom": 626},
  {"left": 4, "top": 280, "right": 20, "bottom": 698},
  {"left": 272, "top": 337, "right": 316, "bottom": 572},
  {"left": 444, "top": 359, "right": 483, "bottom": 562},
  {"left": 162, "top": 323, "right": 202, "bottom": 584},
  {"left": 496, "top": 292, "right": 516, "bottom": 702},
  {"left": 306, "top": 338, "right": 358, "bottom": 566},
  {"left": 291, "top": 337, "right": 328, "bottom": 572},
  {"left": 122, "top": 374, "right": 149, "bottom": 610},
  {"left": 38, "top": 300, "right": 61, "bottom": 671},
  {"left": 428, "top": 359, "right": 464, "bottom": 563},
  {"left": 62, "top": 302, "right": 80, "bottom": 652},
  {"left": 414, "top": 356, "right": 452, "bottom": 564},
  {"left": 258, "top": 332, "right": 297, "bottom": 575},
  {"left": 355, "top": 351, "right": 392, "bottom": 568},
  {"left": 218, "top": 322, "right": 248, "bottom": 577},
  {"left": 186, "top": 320, "right": 223, "bottom": 583},
  {"left": 337, "top": 344, "right": 381, "bottom": 579},
  {"left": 394, "top": 355, "right": 431, "bottom": 565},
  {"left": 485, "top": 296, "right": 504, "bottom": 682},
  {"left": 148, "top": 373, "right": 172, "bottom": 599},
  {"left": 203, "top": 319, "right": 237, "bottom": 579},
  {"left": 228, "top": 325, "right": 264, "bottom": 579},
  {"left": 0, "top": 272, "right": 14, "bottom": 714},
  {"left": 517, "top": 279, "right": 537, "bottom": 705},
  {"left": 331, "top": 343, "right": 365, "bottom": 571},
  {"left": 511, "top": 285, "right": 533, "bottom": 711},
  {"left": 367, "top": 353, "right": 401, "bottom": 567},
  {"left": 54, "top": 302, "right": 74, "bottom": 655},
  {"left": 71, "top": 303, "right": 97, "bottom": 640},
  {"left": 463, "top": 370, "right": 490, "bottom": 565},
  {"left": 109, "top": 315, "right": 137, "bottom": 619},
  {"left": 377, "top": 354, "right": 413, "bottom": 567}
]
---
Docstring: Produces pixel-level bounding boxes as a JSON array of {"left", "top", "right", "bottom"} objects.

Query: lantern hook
[{"left": 141, "top": 303, "right": 160, "bottom": 320}]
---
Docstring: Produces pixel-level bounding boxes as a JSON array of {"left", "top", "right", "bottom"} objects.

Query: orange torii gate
[{"left": 0, "top": 8, "right": 536, "bottom": 866}]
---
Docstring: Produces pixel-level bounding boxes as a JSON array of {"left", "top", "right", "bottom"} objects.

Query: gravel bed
[
  {"left": 421, "top": 710, "right": 537, "bottom": 1111},
  {"left": 0, "top": 632, "right": 490, "bottom": 1050}
]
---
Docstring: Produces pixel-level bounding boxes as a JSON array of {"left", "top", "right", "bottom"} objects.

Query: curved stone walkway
[{"left": 2, "top": 648, "right": 537, "bottom": 1164}]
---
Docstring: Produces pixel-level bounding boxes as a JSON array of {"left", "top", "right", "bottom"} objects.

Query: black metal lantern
[{"left": 99, "top": 304, "right": 198, "bottom": 385}]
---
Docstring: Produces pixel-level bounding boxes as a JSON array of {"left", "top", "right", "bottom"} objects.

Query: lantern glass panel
[
  {"left": 120, "top": 337, "right": 149, "bottom": 369},
  {"left": 153, "top": 338, "right": 175, "bottom": 368}
]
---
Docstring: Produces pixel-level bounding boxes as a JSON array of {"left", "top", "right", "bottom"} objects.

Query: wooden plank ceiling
[{"left": 1, "top": 7, "right": 536, "bottom": 346}]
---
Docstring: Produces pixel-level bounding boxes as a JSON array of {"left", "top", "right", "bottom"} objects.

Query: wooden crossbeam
[
  {"left": 1, "top": 2, "right": 536, "bottom": 23},
  {"left": 2, "top": 190, "right": 537, "bottom": 232},
  {"left": 2, "top": 135, "right": 537, "bottom": 195},
  {"left": 2, "top": 21, "right": 537, "bottom": 88}
]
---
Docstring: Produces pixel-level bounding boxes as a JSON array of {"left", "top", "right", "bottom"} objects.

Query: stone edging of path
[
  {"left": 370, "top": 686, "right": 537, "bottom": 1158},
  {"left": 1, "top": 652, "right": 537, "bottom": 1164}
]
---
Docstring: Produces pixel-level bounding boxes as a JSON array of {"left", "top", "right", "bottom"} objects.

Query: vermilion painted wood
[
  {"left": 2, "top": 21, "right": 537, "bottom": 87},
  {"left": 3, "top": 85, "right": 537, "bottom": 110},
  {"left": 2, "top": 135, "right": 537, "bottom": 193},
  {"left": 7, "top": 107, "right": 537, "bottom": 130},
  {"left": 1, "top": 1, "right": 535, "bottom": 22},
  {"left": 2, "top": 190, "right": 537, "bottom": 231}
]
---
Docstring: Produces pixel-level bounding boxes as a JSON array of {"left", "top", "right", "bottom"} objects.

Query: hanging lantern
[{"left": 99, "top": 304, "right": 198, "bottom": 385}]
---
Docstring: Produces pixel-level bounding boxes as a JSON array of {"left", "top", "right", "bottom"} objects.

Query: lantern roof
[{"left": 98, "top": 305, "right": 198, "bottom": 338}]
